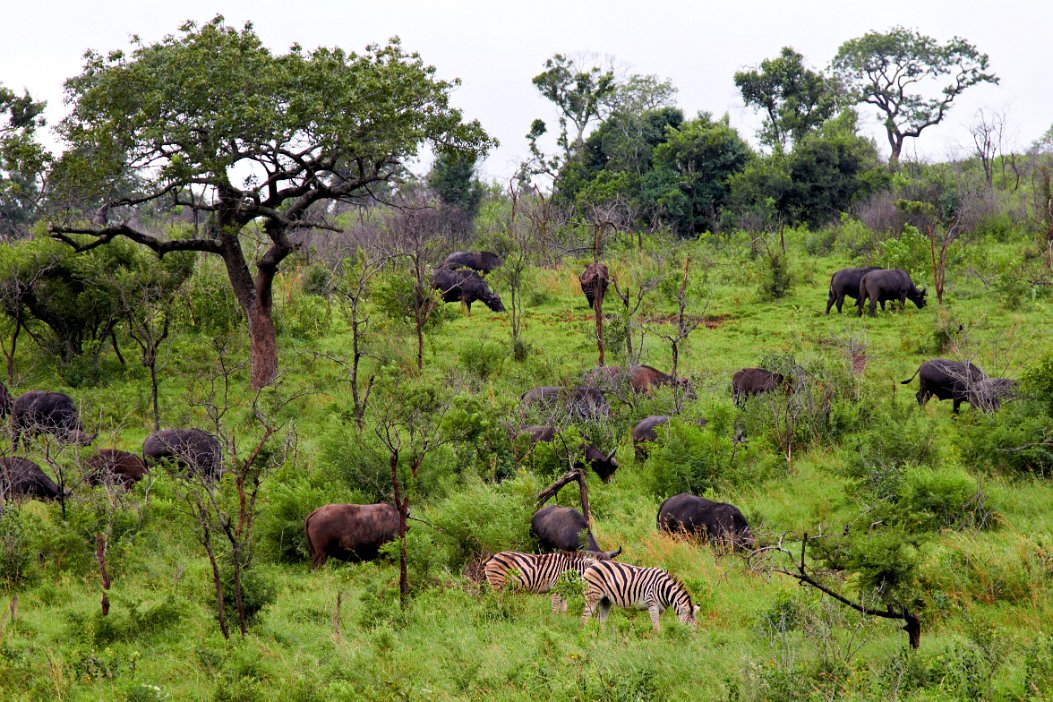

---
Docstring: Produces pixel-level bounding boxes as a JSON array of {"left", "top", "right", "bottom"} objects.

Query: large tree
[
  {"left": 831, "top": 27, "right": 998, "bottom": 167},
  {"left": 734, "top": 47, "right": 840, "bottom": 151},
  {"left": 48, "top": 17, "right": 492, "bottom": 388},
  {"left": 0, "top": 85, "right": 49, "bottom": 239}
]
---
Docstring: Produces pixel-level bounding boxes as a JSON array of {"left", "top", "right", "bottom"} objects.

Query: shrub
[
  {"left": 276, "top": 293, "right": 332, "bottom": 340},
  {"left": 898, "top": 466, "right": 986, "bottom": 531},
  {"left": 300, "top": 263, "right": 334, "bottom": 298},
  {"left": 877, "top": 224, "right": 929, "bottom": 280},
  {"left": 646, "top": 408, "right": 751, "bottom": 496},
  {"left": 256, "top": 478, "right": 330, "bottom": 563},
  {"left": 458, "top": 338, "right": 505, "bottom": 381},
  {"left": 958, "top": 401, "right": 1053, "bottom": 477},
  {"left": 759, "top": 251, "right": 793, "bottom": 300},
  {"left": 0, "top": 507, "right": 31, "bottom": 587}
]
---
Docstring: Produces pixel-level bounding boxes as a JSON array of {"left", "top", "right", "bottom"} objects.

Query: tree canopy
[
  {"left": 734, "top": 47, "right": 840, "bottom": 152},
  {"left": 831, "top": 27, "right": 998, "bottom": 166},
  {"left": 48, "top": 16, "right": 493, "bottom": 388},
  {"left": 0, "top": 85, "right": 49, "bottom": 240}
]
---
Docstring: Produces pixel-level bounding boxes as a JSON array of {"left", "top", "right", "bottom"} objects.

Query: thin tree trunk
[
  {"left": 95, "top": 532, "right": 110, "bottom": 617},
  {"left": 149, "top": 360, "right": 161, "bottom": 432},
  {"left": 201, "top": 523, "right": 229, "bottom": 639},
  {"left": 390, "top": 450, "right": 409, "bottom": 607}
]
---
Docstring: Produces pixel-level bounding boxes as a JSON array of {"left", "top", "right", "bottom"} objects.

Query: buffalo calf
[
  {"left": 85, "top": 449, "right": 148, "bottom": 489},
  {"left": 143, "top": 429, "right": 222, "bottom": 480},
  {"left": 732, "top": 368, "right": 784, "bottom": 404},
  {"left": 0, "top": 456, "right": 63, "bottom": 500}
]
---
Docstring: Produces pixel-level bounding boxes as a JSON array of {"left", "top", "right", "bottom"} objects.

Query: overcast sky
[{"left": 3, "top": 0, "right": 1050, "bottom": 181}]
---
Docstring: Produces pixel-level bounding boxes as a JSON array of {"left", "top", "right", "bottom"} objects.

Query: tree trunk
[
  {"left": 247, "top": 304, "right": 279, "bottom": 390},
  {"left": 149, "top": 359, "right": 161, "bottom": 432}
]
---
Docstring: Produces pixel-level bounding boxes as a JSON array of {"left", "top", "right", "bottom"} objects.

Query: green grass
[{"left": 1, "top": 231, "right": 1052, "bottom": 701}]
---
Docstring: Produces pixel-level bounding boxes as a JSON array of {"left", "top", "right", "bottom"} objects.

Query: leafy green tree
[
  {"left": 48, "top": 17, "right": 493, "bottom": 389},
  {"left": 642, "top": 113, "right": 752, "bottom": 235},
  {"left": 831, "top": 27, "right": 998, "bottom": 166},
  {"left": 0, "top": 85, "right": 49, "bottom": 240},
  {"left": 530, "top": 54, "right": 616, "bottom": 163},
  {"left": 427, "top": 150, "right": 485, "bottom": 219},
  {"left": 735, "top": 47, "right": 840, "bottom": 151}
]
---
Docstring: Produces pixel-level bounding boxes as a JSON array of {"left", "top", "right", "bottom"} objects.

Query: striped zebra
[
  {"left": 483, "top": 551, "right": 601, "bottom": 612},
  {"left": 581, "top": 560, "right": 699, "bottom": 631}
]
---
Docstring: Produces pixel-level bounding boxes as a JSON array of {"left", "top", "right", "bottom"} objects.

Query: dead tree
[
  {"left": 650, "top": 257, "right": 704, "bottom": 414},
  {"left": 750, "top": 532, "right": 921, "bottom": 650}
]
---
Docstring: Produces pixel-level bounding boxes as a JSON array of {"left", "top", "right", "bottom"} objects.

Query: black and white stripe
[
  {"left": 484, "top": 551, "right": 597, "bottom": 612},
  {"left": 581, "top": 560, "right": 699, "bottom": 631}
]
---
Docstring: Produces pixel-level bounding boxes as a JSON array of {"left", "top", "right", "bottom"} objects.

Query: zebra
[
  {"left": 581, "top": 560, "right": 699, "bottom": 631},
  {"left": 484, "top": 551, "right": 607, "bottom": 612}
]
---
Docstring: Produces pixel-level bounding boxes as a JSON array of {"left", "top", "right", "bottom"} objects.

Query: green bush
[
  {"left": 458, "top": 338, "right": 505, "bottom": 381},
  {"left": 256, "top": 478, "right": 330, "bottom": 563},
  {"left": 0, "top": 507, "right": 31, "bottom": 587},
  {"left": 898, "top": 466, "right": 985, "bottom": 531},
  {"left": 958, "top": 400, "right": 1053, "bottom": 477},
  {"left": 1024, "top": 633, "right": 1053, "bottom": 700},
  {"left": 878, "top": 225, "right": 929, "bottom": 280},
  {"left": 276, "top": 294, "right": 332, "bottom": 340},
  {"left": 219, "top": 562, "right": 278, "bottom": 626},
  {"left": 300, "top": 263, "right": 334, "bottom": 298},
  {"left": 646, "top": 408, "right": 751, "bottom": 496}
]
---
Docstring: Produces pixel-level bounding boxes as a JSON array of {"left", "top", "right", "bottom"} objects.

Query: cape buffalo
[
  {"left": 632, "top": 415, "right": 669, "bottom": 460},
  {"left": 586, "top": 365, "right": 694, "bottom": 398},
  {"left": 826, "top": 266, "right": 882, "bottom": 314},
  {"left": 858, "top": 269, "right": 926, "bottom": 317},
  {"left": 304, "top": 502, "right": 400, "bottom": 568},
  {"left": 579, "top": 262, "right": 609, "bottom": 309},
  {"left": 657, "top": 492, "right": 754, "bottom": 549},
  {"left": 432, "top": 267, "right": 505, "bottom": 313},
  {"left": 732, "top": 368, "right": 784, "bottom": 404},
  {"left": 0, "top": 456, "right": 62, "bottom": 500},
  {"left": 520, "top": 386, "right": 609, "bottom": 420},
  {"left": 901, "top": 359, "right": 989, "bottom": 414},
  {"left": 531, "top": 505, "right": 620, "bottom": 557},
  {"left": 12, "top": 390, "right": 96, "bottom": 449},
  {"left": 517, "top": 425, "right": 619, "bottom": 481},
  {"left": 442, "top": 251, "right": 502, "bottom": 274},
  {"left": 85, "top": 449, "right": 148, "bottom": 489},
  {"left": 143, "top": 429, "right": 222, "bottom": 480}
]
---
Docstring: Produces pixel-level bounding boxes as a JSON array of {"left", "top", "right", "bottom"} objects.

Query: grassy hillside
[{"left": 1, "top": 227, "right": 1052, "bottom": 702}]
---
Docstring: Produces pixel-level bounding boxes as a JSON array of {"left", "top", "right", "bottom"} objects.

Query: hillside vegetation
[{"left": 1, "top": 214, "right": 1052, "bottom": 701}]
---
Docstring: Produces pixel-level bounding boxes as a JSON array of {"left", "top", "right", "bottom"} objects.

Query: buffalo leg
[
  {"left": 916, "top": 389, "right": 930, "bottom": 406},
  {"left": 868, "top": 298, "right": 878, "bottom": 317}
]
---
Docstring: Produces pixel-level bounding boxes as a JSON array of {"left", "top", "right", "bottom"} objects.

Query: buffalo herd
[{"left": 0, "top": 254, "right": 1024, "bottom": 634}]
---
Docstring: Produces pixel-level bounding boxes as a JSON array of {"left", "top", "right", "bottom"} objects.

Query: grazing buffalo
[
  {"left": 531, "top": 505, "right": 620, "bottom": 557},
  {"left": 826, "top": 266, "right": 882, "bottom": 314},
  {"left": 517, "top": 425, "right": 619, "bottom": 482},
  {"left": 586, "top": 365, "right": 694, "bottom": 398},
  {"left": 520, "top": 386, "right": 609, "bottom": 420},
  {"left": 0, "top": 456, "right": 62, "bottom": 500},
  {"left": 432, "top": 267, "right": 505, "bottom": 313},
  {"left": 0, "top": 381, "right": 11, "bottom": 418},
  {"left": 143, "top": 429, "right": 222, "bottom": 480},
  {"left": 732, "top": 368, "right": 784, "bottom": 404},
  {"left": 85, "top": 449, "right": 148, "bottom": 489},
  {"left": 901, "top": 359, "right": 992, "bottom": 414},
  {"left": 304, "top": 502, "right": 401, "bottom": 568},
  {"left": 657, "top": 493, "right": 754, "bottom": 548},
  {"left": 858, "top": 269, "right": 927, "bottom": 317},
  {"left": 632, "top": 416, "right": 670, "bottom": 460},
  {"left": 11, "top": 391, "right": 96, "bottom": 448},
  {"left": 579, "top": 262, "right": 610, "bottom": 309},
  {"left": 442, "top": 251, "right": 503, "bottom": 274}
]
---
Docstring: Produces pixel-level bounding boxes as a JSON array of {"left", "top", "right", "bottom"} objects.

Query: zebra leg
[
  {"left": 550, "top": 593, "right": 568, "bottom": 613},
  {"left": 648, "top": 604, "right": 663, "bottom": 632},
  {"left": 581, "top": 588, "right": 600, "bottom": 627}
]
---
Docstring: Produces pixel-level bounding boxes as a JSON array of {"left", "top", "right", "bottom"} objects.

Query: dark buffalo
[
  {"left": 517, "top": 425, "right": 619, "bottom": 482},
  {"left": 732, "top": 368, "right": 784, "bottom": 405},
  {"left": 657, "top": 493, "right": 754, "bottom": 548},
  {"left": 579, "top": 262, "right": 610, "bottom": 309},
  {"left": 0, "top": 456, "right": 62, "bottom": 500},
  {"left": 900, "top": 359, "right": 989, "bottom": 414},
  {"left": 520, "top": 386, "right": 609, "bottom": 420},
  {"left": 304, "top": 502, "right": 401, "bottom": 568},
  {"left": 858, "top": 269, "right": 927, "bottom": 317},
  {"left": 85, "top": 449, "right": 148, "bottom": 489},
  {"left": 442, "top": 251, "right": 502, "bottom": 274},
  {"left": 531, "top": 505, "right": 620, "bottom": 557},
  {"left": 12, "top": 390, "right": 96, "bottom": 448},
  {"left": 431, "top": 267, "right": 505, "bottom": 313},
  {"left": 143, "top": 429, "right": 222, "bottom": 480},
  {"left": 0, "top": 381, "right": 11, "bottom": 418},
  {"left": 632, "top": 415, "right": 670, "bottom": 460},
  {"left": 826, "top": 266, "right": 882, "bottom": 314}
]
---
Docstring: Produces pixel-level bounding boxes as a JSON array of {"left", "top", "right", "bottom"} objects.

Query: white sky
[{"left": 2, "top": 0, "right": 1050, "bottom": 181}]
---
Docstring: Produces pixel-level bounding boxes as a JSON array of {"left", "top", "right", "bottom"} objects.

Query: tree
[
  {"left": 0, "top": 85, "right": 49, "bottom": 240},
  {"left": 48, "top": 17, "right": 493, "bottom": 389},
  {"left": 734, "top": 47, "right": 840, "bottom": 151},
  {"left": 427, "top": 150, "right": 486, "bottom": 223},
  {"left": 642, "top": 114, "right": 752, "bottom": 236},
  {"left": 832, "top": 27, "right": 998, "bottom": 167},
  {"left": 969, "top": 108, "right": 1007, "bottom": 190}
]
